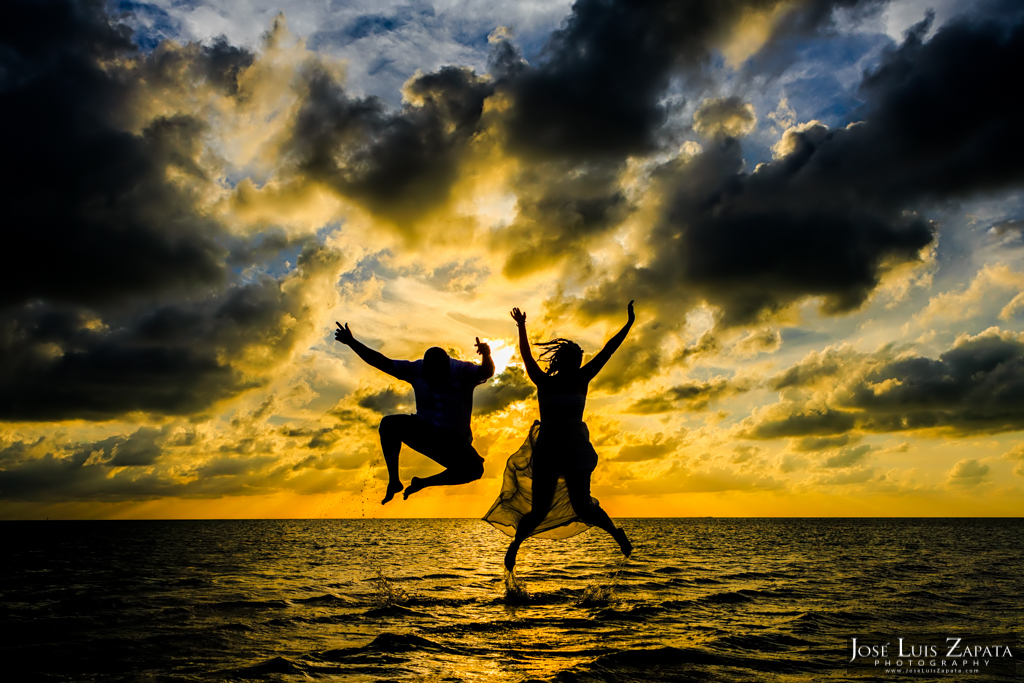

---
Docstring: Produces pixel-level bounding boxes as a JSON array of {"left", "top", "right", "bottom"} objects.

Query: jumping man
[{"left": 334, "top": 322, "right": 494, "bottom": 504}]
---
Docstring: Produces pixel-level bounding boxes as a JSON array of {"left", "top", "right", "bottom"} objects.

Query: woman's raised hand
[
  {"left": 510, "top": 307, "right": 527, "bottom": 326},
  {"left": 627, "top": 300, "right": 635, "bottom": 323}
]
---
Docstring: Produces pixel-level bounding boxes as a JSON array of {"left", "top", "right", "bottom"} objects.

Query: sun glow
[{"left": 485, "top": 339, "right": 517, "bottom": 375}]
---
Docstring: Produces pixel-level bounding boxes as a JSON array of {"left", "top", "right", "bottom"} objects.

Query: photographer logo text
[{"left": 850, "top": 637, "right": 1014, "bottom": 675}]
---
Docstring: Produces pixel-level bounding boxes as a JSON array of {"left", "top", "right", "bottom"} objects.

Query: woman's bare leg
[
  {"left": 565, "top": 469, "right": 632, "bottom": 557},
  {"left": 504, "top": 469, "right": 558, "bottom": 571}
]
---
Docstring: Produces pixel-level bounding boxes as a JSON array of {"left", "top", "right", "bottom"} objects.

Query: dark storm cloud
[
  {"left": 676, "top": 330, "right": 722, "bottom": 365},
  {"left": 0, "top": 427, "right": 166, "bottom": 471},
  {"left": 0, "top": 1, "right": 331, "bottom": 422},
  {"left": 744, "top": 406, "right": 857, "bottom": 439},
  {"left": 0, "top": 303, "right": 250, "bottom": 420},
  {"left": 738, "top": 327, "right": 782, "bottom": 354},
  {"left": 474, "top": 367, "right": 535, "bottom": 415},
  {"left": 51, "top": 431, "right": 378, "bottom": 501},
  {"left": 0, "top": 242, "right": 343, "bottom": 420},
  {"left": 490, "top": 0, "right": 889, "bottom": 284},
  {"left": 282, "top": 412, "right": 377, "bottom": 453},
  {"left": 745, "top": 329, "right": 1024, "bottom": 438},
  {"left": 584, "top": 320, "right": 668, "bottom": 392},
  {"left": 284, "top": 62, "right": 491, "bottom": 228},
  {"left": 291, "top": 451, "right": 367, "bottom": 471},
  {"left": 495, "top": 164, "right": 632, "bottom": 277},
  {"left": 692, "top": 96, "right": 757, "bottom": 138},
  {"left": 423, "top": 260, "right": 490, "bottom": 293},
  {"left": 991, "top": 218, "right": 1024, "bottom": 246},
  {"left": 613, "top": 437, "right": 680, "bottom": 462},
  {"left": 0, "top": 449, "right": 161, "bottom": 501},
  {"left": 0, "top": 428, "right": 179, "bottom": 500},
  {"left": 0, "top": 432, "right": 299, "bottom": 502},
  {"left": 0, "top": 0, "right": 262, "bottom": 309},
  {"left": 820, "top": 444, "right": 871, "bottom": 468},
  {"left": 764, "top": 5, "right": 1024, "bottom": 205},
  {"left": 667, "top": 143, "right": 932, "bottom": 324},
  {"left": 134, "top": 32, "right": 255, "bottom": 97},
  {"left": 196, "top": 455, "right": 276, "bottom": 478},
  {"left": 356, "top": 387, "right": 415, "bottom": 414},
  {"left": 496, "top": 0, "right": 871, "bottom": 162},
  {"left": 307, "top": 428, "right": 343, "bottom": 450},
  {"left": 838, "top": 330, "right": 1024, "bottom": 434},
  {"left": 791, "top": 434, "right": 857, "bottom": 451},
  {"left": 992, "top": 219, "right": 1024, "bottom": 236},
  {"left": 104, "top": 427, "right": 165, "bottom": 467},
  {"left": 581, "top": 136, "right": 934, "bottom": 327},
  {"left": 627, "top": 377, "right": 753, "bottom": 413},
  {"left": 769, "top": 347, "right": 849, "bottom": 390},
  {"left": 575, "top": 7, "right": 1024, "bottom": 328},
  {"left": 847, "top": 10, "right": 1024, "bottom": 202}
]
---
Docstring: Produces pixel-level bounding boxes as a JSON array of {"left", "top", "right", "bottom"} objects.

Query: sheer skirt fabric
[{"left": 483, "top": 420, "right": 601, "bottom": 540}]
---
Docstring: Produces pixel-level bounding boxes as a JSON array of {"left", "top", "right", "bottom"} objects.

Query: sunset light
[{"left": 5, "top": 1, "right": 1022, "bottom": 681}]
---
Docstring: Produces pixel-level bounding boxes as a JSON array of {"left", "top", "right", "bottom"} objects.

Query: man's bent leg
[
  {"left": 377, "top": 415, "right": 410, "bottom": 504},
  {"left": 403, "top": 432, "right": 484, "bottom": 499},
  {"left": 403, "top": 453, "right": 484, "bottom": 499}
]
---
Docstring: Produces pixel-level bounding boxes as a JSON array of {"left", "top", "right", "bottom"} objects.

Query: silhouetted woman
[{"left": 484, "top": 301, "right": 635, "bottom": 570}]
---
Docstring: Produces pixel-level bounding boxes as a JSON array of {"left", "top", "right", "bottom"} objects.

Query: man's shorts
[{"left": 385, "top": 414, "right": 483, "bottom": 469}]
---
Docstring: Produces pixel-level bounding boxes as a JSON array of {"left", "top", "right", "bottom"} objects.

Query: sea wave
[{"left": 7, "top": 518, "right": 1022, "bottom": 683}]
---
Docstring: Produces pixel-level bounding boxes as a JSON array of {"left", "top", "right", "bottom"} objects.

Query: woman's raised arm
[
  {"left": 511, "top": 308, "right": 545, "bottom": 385},
  {"left": 581, "top": 300, "right": 635, "bottom": 382}
]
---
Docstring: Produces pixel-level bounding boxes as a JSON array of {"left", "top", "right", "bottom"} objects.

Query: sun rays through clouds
[{"left": 2, "top": 0, "right": 1024, "bottom": 518}]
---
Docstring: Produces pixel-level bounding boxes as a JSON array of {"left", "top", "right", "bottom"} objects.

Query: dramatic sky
[{"left": 3, "top": 0, "right": 1023, "bottom": 519}]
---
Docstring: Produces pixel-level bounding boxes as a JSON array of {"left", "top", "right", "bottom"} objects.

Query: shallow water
[{"left": 3, "top": 519, "right": 1021, "bottom": 682}]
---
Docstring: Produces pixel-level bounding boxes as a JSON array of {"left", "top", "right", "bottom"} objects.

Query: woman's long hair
[{"left": 536, "top": 338, "right": 583, "bottom": 376}]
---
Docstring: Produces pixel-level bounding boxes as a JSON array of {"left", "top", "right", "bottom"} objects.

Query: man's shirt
[{"left": 391, "top": 358, "right": 487, "bottom": 439}]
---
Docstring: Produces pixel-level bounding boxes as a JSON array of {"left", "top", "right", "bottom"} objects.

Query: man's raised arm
[
  {"left": 335, "top": 322, "right": 404, "bottom": 380},
  {"left": 475, "top": 337, "right": 495, "bottom": 382}
]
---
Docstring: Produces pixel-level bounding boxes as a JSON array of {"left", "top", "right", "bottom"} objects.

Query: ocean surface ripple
[{"left": 4, "top": 518, "right": 1021, "bottom": 682}]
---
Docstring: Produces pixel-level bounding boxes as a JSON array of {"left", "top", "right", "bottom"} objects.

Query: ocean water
[{"left": 3, "top": 518, "right": 1021, "bottom": 682}]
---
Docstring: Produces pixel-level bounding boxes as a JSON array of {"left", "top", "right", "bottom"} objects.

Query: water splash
[
  {"left": 578, "top": 554, "right": 629, "bottom": 606},
  {"left": 371, "top": 568, "right": 408, "bottom": 607},
  {"left": 578, "top": 581, "right": 613, "bottom": 605},
  {"left": 503, "top": 569, "right": 530, "bottom": 603}
]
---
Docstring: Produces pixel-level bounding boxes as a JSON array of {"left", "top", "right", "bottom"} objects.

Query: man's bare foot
[
  {"left": 402, "top": 477, "right": 425, "bottom": 500},
  {"left": 504, "top": 540, "right": 521, "bottom": 571},
  {"left": 381, "top": 480, "right": 404, "bottom": 505},
  {"left": 612, "top": 527, "right": 632, "bottom": 558}
]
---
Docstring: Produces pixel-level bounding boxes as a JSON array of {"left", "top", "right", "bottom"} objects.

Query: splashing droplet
[
  {"left": 578, "top": 556, "right": 628, "bottom": 606},
  {"left": 503, "top": 568, "right": 530, "bottom": 603},
  {"left": 371, "top": 568, "right": 407, "bottom": 607}
]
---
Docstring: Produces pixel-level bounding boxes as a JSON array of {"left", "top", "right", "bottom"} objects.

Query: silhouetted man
[{"left": 334, "top": 322, "right": 494, "bottom": 504}]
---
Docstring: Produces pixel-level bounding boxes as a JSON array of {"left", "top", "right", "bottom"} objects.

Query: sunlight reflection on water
[{"left": 5, "top": 518, "right": 1022, "bottom": 681}]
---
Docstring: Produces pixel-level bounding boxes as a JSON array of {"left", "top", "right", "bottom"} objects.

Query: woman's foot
[
  {"left": 402, "top": 477, "right": 425, "bottom": 500},
  {"left": 504, "top": 540, "right": 521, "bottom": 571},
  {"left": 381, "top": 480, "right": 404, "bottom": 505},
  {"left": 612, "top": 527, "right": 632, "bottom": 558}
]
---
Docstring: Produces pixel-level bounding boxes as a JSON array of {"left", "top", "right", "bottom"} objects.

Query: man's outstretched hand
[
  {"left": 335, "top": 322, "right": 355, "bottom": 345},
  {"left": 510, "top": 307, "right": 526, "bottom": 326},
  {"left": 475, "top": 336, "right": 491, "bottom": 358},
  {"left": 627, "top": 300, "right": 635, "bottom": 323}
]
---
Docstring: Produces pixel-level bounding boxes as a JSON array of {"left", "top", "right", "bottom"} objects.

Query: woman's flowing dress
[{"left": 483, "top": 395, "right": 602, "bottom": 539}]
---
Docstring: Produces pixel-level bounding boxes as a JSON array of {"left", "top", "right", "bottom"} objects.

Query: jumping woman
[{"left": 484, "top": 301, "right": 635, "bottom": 570}]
